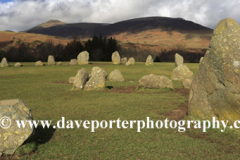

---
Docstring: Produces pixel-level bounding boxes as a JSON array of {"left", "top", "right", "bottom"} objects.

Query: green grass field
[{"left": 1, "top": 62, "right": 240, "bottom": 160}]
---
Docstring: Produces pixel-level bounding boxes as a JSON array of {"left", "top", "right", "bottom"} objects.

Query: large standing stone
[
  {"left": 77, "top": 51, "right": 89, "bottom": 65},
  {"left": 84, "top": 72, "right": 105, "bottom": 91},
  {"left": 188, "top": 18, "right": 240, "bottom": 124},
  {"left": 14, "top": 62, "right": 22, "bottom": 67},
  {"left": 175, "top": 53, "right": 183, "bottom": 67},
  {"left": 108, "top": 69, "right": 124, "bottom": 82},
  {"left": 199, "top": 57, "right": 204, "bottom": 63},
  {"left": 145, "top": 55, "right": 153, "bottom": 66},
  {"left": 171, "top": 64, "right": 194, "bottom": 81},
  {"left": 0, "top": 99, "right": 33, "bottom": 156},
  {"left": 35, "top": 61, "right": 44, "bottom": 66},
  {"left": 182, "top": 79, "right": 192, "bottom": 89},
  {"left": 90, "top": 67, "right": 107, "bottom": 80},
  {"left": 121, "top": 57, "right": 127, "bottom": 64},
  {"left": 47, "top": 55, "right": 55, "bottom": 65},
  {"left": 138, "top": 74, "right": 173, "bottom": 89},
  {"left": 1, "top": 57, "right": 9, "bottom": 67},
  {"left": 72, "top": 68, "right": 89, "bottom": 89},
  {"left": 112, "top": 51, "right": 121, "bottom": 64},
  {"left": 69, "top": 59, "right": 77, "bottom": 65},
  {"left": 126, "top": 57, "right": 135, "bottom": 66}
]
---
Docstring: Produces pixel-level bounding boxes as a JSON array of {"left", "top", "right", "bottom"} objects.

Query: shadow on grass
[
  {"left": 30, "top": 126, "right": 56, "bottom": 145},
  {"left": 15, "top": 126, "right": 56, "bottom": 157},
  {"left": 105, "top": 86, "right": 114, "bottom": 89}
]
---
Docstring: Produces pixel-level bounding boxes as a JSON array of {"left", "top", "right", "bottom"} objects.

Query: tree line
[
  {"left": 120, "top": 43, "right": 205, "bottom": 63},
  {"left": 0, "top": 35, "right": 120, "bottom": 62},
  {"left": 0, "top": 34, "right": 205, "bottom": 63},
  {"left": 156, "top": 43, "right": 206, "bottom": 63}
]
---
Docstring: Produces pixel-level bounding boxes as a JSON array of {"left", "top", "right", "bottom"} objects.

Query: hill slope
[
  {"left": 26, "top": 17, "right": 212, "bottom": 37},
  {"left": 26, "top": 19, "right": 108, "bottom": 38},
  {"left": 0, "top": 31, "right": 72, "bottom": 49},
  {"left": 25, "top": 17, "right": 213, "bottom": 51}
]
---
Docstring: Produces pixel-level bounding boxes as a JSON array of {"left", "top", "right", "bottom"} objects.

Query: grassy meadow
[{"left": 1, "top": 62, "right": 240, "bottom": 159}]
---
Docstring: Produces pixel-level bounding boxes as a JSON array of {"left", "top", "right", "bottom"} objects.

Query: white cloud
[{"left": 0, "top": 0, "right": 240, "bottom": 31}]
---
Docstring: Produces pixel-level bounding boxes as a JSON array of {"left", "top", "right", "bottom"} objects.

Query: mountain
[
  {"left": 26, "top": 19, "right": 108, "bottom": 38},
  {"left": 25, "top": 16, "right": 213, "bottom": 52},
  {"left": 37, "top": 19, "right": 66, "bottom": 28},
  {"left": 26, "top": 17, "right": 212, "bottom": 38}
]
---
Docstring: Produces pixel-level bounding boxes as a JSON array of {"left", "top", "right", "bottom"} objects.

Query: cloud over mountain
[{"left": 0, "top": 0, "right": 240, "bottom": 31}]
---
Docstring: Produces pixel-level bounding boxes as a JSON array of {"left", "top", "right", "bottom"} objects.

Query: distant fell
[
  {"left": 25, "top": 16, "right": 212, "bottom": 38},
  {"left": 24, "top": 16, "right": 213, "bottom": 52},
  {"left": 39, "top": 19, "right": 66, "bottom": 28},
  {"left": 99, "top": 17, "right": 212, "bottom": 35}
]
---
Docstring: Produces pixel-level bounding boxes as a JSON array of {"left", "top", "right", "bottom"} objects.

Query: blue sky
[
  {"left": 0, "top": 0, "right": 12, "bottom": 3},
  {"left": 0, "top": 0, "right": 240, "bottom": 32}
]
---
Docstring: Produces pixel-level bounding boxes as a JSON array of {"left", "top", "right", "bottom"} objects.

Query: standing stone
[
  {"left": 112, "top": 51, "right": 121, "bottom": 64},
  {"left": 200, "top": 57, "right": 204, "bottom": 63},
  {"left": 84, "top": 72, "right": 105, "bottom": 91},
  {"left": 35, "top": 61, "right": 44, "bottom": 66},
  {"left": 171, "top": 64, "right": 194, "bottom": 81},
  {"left": 175, "top": 53, "right": 183, "bottom": 67},
  {"left": 126, "top": 57, "right": 135, "bottom": 66},
  {"left": 14, "top": 62, "right": 22, "bottom": 67},
  {"left": 182, "top": 79, "right": 192, "bottom": 89},
  {"left": 146, "top": 55, "right": 153, "bottom": 66},
  {"left": 47, "top": 55, "right": 55, "bottom": 65},
  {"left": 69, "top": 59, "right": 77, "bottom": 65},
  {"left": 57, "top": 61, "right": 63, "bottom": 65},
  {"left": 0, "top": 99, "right": 33, "bottom": 156},
  {"left": 108, "top": 69, "right": 124, "bottom": 82},
  {"left": 121, "top": 57, "right": 127, "bottom": 64},
  {"left": 72, "top": 68, "right": 89, "bottom": 89},
  {"left": 68, "top": 77, "right": 75, "bottom": 84},
  {"left": 1, "top": 57, "right": 9, "bottom": 67},
  {"left": 138, "top": 74, "right": 173, "bottom": 89},
  {"left": 188, "top": 18, "right": 240, "bottom": 124},
  {"left": 90, "top": 67, "right": 107, "bottom": 80},
  {"left": 77, "top": 51, "right": 89, "bottom": 65}
]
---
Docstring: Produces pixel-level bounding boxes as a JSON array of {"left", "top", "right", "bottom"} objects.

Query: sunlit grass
[{"left": 1, "top": 62, "right": 240, "bottom": 159}]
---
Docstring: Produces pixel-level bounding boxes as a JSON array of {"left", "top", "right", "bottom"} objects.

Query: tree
[{"left": 63, "top": 36, "right": 84, "bottom": 60}]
